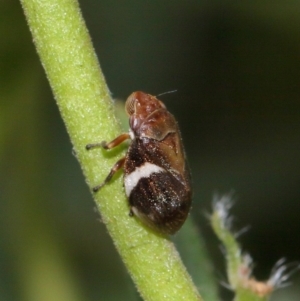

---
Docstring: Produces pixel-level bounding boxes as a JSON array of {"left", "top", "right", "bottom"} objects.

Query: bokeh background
[{"left": 1, "top": 1, "right": 300, "bottom": 300}]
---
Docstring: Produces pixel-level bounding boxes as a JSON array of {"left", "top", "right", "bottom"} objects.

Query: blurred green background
[{"left": 1, "top": 0, "right": 300, "bottom": 300}]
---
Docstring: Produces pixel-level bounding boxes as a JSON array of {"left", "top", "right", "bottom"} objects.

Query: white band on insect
[{"left": 124, "top": 162, "right": 164, "bottom": 197}]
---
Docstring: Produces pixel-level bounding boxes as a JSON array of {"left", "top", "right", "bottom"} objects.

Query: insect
[{"left": 86, "top": 91, "right": 192, "bottom": 235}]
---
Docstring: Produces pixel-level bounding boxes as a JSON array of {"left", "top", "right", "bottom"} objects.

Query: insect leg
[
  {"left": 92, "top": 157, "right": 126, "bottom": 192},
  {"left": 86, "top": 133, "right": 130, "bottom": 150}
]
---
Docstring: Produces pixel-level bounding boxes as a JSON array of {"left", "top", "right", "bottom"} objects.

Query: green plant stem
[{"left": 20, "top": 0, "right": 203, "bottom": 300}]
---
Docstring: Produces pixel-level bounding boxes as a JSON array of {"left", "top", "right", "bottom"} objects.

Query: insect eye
[{"left": 125, "top": 97, "right": 136, "bottom": 115}]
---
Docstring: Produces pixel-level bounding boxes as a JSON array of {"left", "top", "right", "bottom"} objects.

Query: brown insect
[{"left": 86, "top": 91, "right": 192, "bottom": 235}]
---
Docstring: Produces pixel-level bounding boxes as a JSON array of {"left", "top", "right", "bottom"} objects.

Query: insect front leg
[{"left": 86, "top": 133, "right": 130, "bottom": 150}]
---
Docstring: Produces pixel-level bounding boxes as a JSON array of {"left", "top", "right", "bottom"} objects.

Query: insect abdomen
[{"left": 125, "top": 168, "right": 191, "bottom": 235}]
